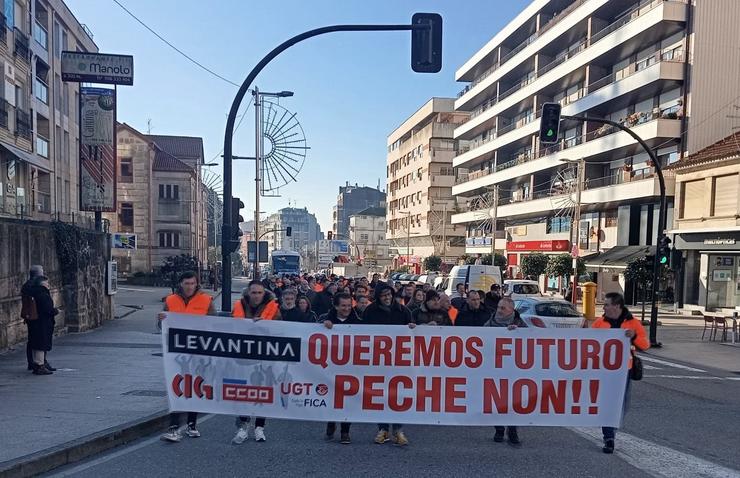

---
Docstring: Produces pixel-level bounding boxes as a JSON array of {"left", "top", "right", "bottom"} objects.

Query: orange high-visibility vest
[
  {"left": 232, "top": 299, "right": 280, "bottom": 320},
  {"left": 448, "top": 306, "right": 459, "bottom": 325},
  {"left": 165, "top": 291, "right": 213, "bottom": 315}
]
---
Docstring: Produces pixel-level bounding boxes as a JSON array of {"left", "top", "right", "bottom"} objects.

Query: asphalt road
[{"left": 43, "top": 284, "right": 739, "bottom": 478}]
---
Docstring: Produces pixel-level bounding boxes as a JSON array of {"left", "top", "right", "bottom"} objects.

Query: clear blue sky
[{"left": 67, "top": 0, "right": 529, "bottom": 232}]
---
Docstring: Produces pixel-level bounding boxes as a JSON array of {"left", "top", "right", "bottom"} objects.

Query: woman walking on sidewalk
[{"left": 158, "top": 271, "right": 216, "bottom": 443}]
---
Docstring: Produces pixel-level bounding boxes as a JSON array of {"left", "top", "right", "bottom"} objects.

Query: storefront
[{"left": 674, "top": 231, "right": 740, "bottom": 312}]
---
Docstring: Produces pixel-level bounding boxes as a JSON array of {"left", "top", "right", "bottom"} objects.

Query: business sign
[
  {"left": 319, "top": 240, "right": 349, "bottom": 254},
  {"left": 79, "top": 87, "right": 116, "bottom": 212},
  {"left": 61, "top": 51, "right": 134, "bottom": 85},
  {"left": 163, "top": 314, "right": 630, "bottom": 427},
  {"left": 112, "top": 233, "right": 137, "bottom": 249},
  {"left": 107, "top": 261, "right": 118, "bottom": 295},
  {"left": 507, "top": 240, "right": 570, "bottom": 252}
]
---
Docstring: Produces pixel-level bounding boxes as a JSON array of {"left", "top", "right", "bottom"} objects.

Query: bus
[{"left": 271, "top": 250, "right": 301, "bottom": 276}]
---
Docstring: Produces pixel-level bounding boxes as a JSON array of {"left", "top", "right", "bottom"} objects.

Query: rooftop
[
  {"left": 146, "top": 134, "right": 205, "bottom": 163},
  {"left": 668, "top": 132, "right": 740, "bottom": 172},
  {"left": 351, "top": 207, "right": 386, "bottom": 218}
]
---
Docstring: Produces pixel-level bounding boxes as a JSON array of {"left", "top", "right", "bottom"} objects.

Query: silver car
[{"left": 514, "top": 297, "right": 585, "bottom": 328}]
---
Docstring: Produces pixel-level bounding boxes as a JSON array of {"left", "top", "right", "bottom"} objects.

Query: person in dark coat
[
  {"left": 27, "top": 276, "right": 59, "bottom": 375},
  {"left": 21, "top": 265, "right": 47, "bottom": 371},
  {"left": 455, "top": 290, "right": 492, "bottom": 327},
  {"left": 296, "top": 295, "right": 319, "bottom": 323},
  {"left": 484, "top": 284, "right": 502, "bottom": 311},
  {"left": 412, "top": 290, "right": 452, "bottom": 326},
  {"left": 280, "top": 289, "right": 312, "bottom": 323},
  {"left": 407, "top": 289, "right": 425, "bottom": 312},
  {"left": 312, "top": 282, "right": 337, "bottom": 317}
]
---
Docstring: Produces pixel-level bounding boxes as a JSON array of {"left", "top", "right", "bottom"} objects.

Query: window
[
  {"left": 119, "top": 202, "right": 134, "bottom": 227},
  {"left": 360, "top": 233, "right": 369, "bottom": 241},
  {"left": 53, "top": 21, "right": 61, "bottom": 57},
  {"left": 605, "top": 210, "right": 618, "bottom": 227},
  {"left": 63, "top": 131, "right": 69, "bottom": 164},
  {"left": 680, "top": 180, "right": 704, "bottom": 219},
  {"left": 158, "top": 184, "right": 179, "bottom": 200},
  {"left": 120, "top": 157, "right": 133, "bottom": 182},
  {"left": 712, "top": 175, "right": 738, "bottom": 217},
  {"left": 158, "top": 232, "right": 180, "bottom": 248},
  {"left": 546, "top": 216, "right": 571, "bottom": 234}
]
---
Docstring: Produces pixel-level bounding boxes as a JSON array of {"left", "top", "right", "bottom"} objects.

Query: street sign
[
  {"left": 79, "top": 87, "right": 116, "bottom": 212},
  {"left": 112, "top": 233, "right": 136, "bottom": 249},
  {"left": 61, "top": 51, "right": 134, "bottom": 85},
  {"left": 248, "top": 241, "right": 269, "bottom": 263}
]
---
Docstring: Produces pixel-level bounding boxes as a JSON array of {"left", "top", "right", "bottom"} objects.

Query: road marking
[
  {"left": 642, "top": 364, "right": 661, "bottom": 370},
  {"left": 646, "top": 375, "right": 726, "bottom": 380},
  {"left": 640, "top": 356, "right": 707, "bottom": 373},
  {"left": 569, "top": 427, "right": 740, "bottom": 478},
  {"left": 46, "top": 414, "right": 216, "bottom": 477}
]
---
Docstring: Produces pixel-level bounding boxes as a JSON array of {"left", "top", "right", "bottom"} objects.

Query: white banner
[{"left": 162, "top": 314, "right": 630, "bottom": 427}]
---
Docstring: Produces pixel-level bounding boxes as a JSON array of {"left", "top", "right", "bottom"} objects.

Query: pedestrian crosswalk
[{"left": 639, "top": 355, "right": 738, "bottom": 381}]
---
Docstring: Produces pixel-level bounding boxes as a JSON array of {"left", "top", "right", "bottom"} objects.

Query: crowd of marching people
[{"left": 159, "top": 271, "right": 647, "bottom": 454}]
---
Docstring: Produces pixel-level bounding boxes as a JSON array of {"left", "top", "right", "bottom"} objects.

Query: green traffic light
[
  {"left": 660, "top": 256, "right": 668, "bottom": 265},
  {"left": 547, "top": 129, "right": 554, "bottom": 137}
]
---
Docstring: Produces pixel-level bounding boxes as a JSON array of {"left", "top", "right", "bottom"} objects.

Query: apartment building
[
  {"left": 450, "top": 0, "right": 740, "bottom": 298},
  {"left": 332, "top": 183, "right": 385, "bottom": 238},
  {"left": 261, "top": 206, "right": 322, "bottom": 256},
  {"left": 348, "top": 207, "right": 390, "bottom": 271},
  {"left": 105, "top": 123, "right": 207, "bottom": 274},
  {"left": 0, "top": 0, "right": 97, "bottom": 221},
  {"left": 386, "top": 98, "right": 468, "bottom": 269}
]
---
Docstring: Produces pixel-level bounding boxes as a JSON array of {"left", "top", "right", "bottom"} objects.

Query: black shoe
[
  {"left": 602, "top": 439, "right": 615, "bottom": 454},
  {"left": 325, "top": 423, "right": 336, "bottom": 441},
  {"left": 32, "top": 364, "right": 53, "bottom": 375},
  {"left": 493, "top": 429, "right": 505, "bottom": 442},
  {"left": 508, "top": 431, "right": 521, "bottom": 447},
  {"left": 44, "top": 361, "right": 56, "bottom": 372},
  {"left": 27, "top": 364, "right": 34, "bottom": 371},
  {"left": 340, "top": 432, "right": 351, "bottom": 445}
]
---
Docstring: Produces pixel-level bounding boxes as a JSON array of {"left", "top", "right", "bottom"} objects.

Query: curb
[{"left": 0, "top": 410, "right": 170, "bottom": 478}]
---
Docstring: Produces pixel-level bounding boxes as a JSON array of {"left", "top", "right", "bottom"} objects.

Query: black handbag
[{"left": 630, "top": 353, "right": 643, "bottom": 381}]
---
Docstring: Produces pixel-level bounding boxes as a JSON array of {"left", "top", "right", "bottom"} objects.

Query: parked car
[
  {"left": 416, "top": 273, "right": 439, "bottom": 285},
  {"left": 390, "top": 272, "right": 402, "bottom": 280},
  {"left": 433, "top": 275, "right": 446, "bottom": 291},
  {"left": 503, "top": 280, "right": 542, "bottom": 299},
  {"left": 513, "top": 297, "right": 585, "bottom": 328},
  {"left": 398, "top": 274, "right": 413, "bottom": 283}
]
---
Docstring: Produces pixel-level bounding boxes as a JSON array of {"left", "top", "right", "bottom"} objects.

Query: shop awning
[
  {"left": 582, "top": 245, "right": 656, "bottom": 268},
  {"left": 0, "top": 141, "right": 50, "bottom": 171}
]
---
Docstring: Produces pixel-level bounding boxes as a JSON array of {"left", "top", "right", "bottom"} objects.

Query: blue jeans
[{"left": 603, "top": 373, "right": 631, "bottom": 441}]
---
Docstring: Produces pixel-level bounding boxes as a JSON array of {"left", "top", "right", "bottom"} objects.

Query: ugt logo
[{"left": 172, "top": 374, "right": 213, "bottom": 400}]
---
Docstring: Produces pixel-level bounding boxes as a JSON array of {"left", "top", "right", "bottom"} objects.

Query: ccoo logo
[{"left": 172, "top": 374, "right": 213, "bottom": 400}]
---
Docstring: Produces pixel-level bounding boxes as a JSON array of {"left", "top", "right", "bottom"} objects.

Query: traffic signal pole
[
  {"left": 560, "top": 114, "right": 666, "bottom": 347},
  {"left": 220, "top": 18, "right": 441, "bottom": 312}
]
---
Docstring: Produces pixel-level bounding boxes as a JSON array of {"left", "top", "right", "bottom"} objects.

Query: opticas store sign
[{"left": 507, "top": 240, "right": 570, "bottom": 252}]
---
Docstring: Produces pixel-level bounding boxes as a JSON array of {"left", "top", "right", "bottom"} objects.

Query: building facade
[
  {"left": 332, "top": 183, "right": 385, "bottom": 239},
  {"left": 0, "top": 0, "right": 97, "bottom": 222},
  {"left": 105, "top": 123, "right": 207, "bottom": 274},
  {"left": 349, "top": 207, "right": 390, "bottom": 272},
  {"left": 450, "top": 0, "right": 740, "bottom": 297},
  {"left": 261, "top": 206, "right": 322, "bottom": 255},
  {"left": 669, "top": 133, "right": 740, "bottom": 313},
  {"left": 386, "top": 98, "right": 468, "bottom": 268}
]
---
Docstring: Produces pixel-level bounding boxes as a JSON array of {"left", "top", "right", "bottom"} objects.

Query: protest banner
[{"left": 162, "top": 313, "right": 630, "bottom": 427}]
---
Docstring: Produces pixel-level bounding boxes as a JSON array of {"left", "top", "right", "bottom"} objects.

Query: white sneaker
[
  {"left": 254, "top": 426, "right": 266, "bottom": 442},
  {"left": 160, "top": 428, "right": 182, "bottom": 443},
  {"left": 185, "top": 425, "right": 201, "bottom": 438},
  {"left": 232, "top": 424, "right": 249, "bottom": 444}
]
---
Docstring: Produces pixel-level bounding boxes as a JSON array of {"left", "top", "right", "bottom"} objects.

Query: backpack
[{"left": 21, "top": 294, "right": 38, "bottom": 321}]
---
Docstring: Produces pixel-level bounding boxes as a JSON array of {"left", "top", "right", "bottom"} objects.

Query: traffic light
[
  {"left": 411, "top": 13, "right": 443, "bottom": 73},
  {"left": 226, "top": 198, "right": 244, "bottom": 254},
  {"left": 286, "top": 226, "right": 292, "bottom": 237},
  {"left": 327, "top": 231, "right": 333, "bottom": 240},
  {"left": 539, "top": 102, "right": 562, "bottom": 144},
  {"left": 658, "top": 235, "right": 672, "bottom": 266}
]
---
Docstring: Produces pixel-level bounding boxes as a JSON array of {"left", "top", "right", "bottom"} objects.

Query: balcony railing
[
  {"left": 461, "top": 0, "right": 681, "bottom": 111},
  {"left": 15, "top": 109, "right": 32, "bottom": 140},
  {"left": 33, "top": 20, "right": 47, "bottom": 50},
  {"left": 36, "top": 135, "right": 49, "bottom": 158},
  {"left": 14, "top": 27, "right": 30, "bottom": 63},
  {"left": 34, "top": 77, "right": 48, "bottom": 104}
]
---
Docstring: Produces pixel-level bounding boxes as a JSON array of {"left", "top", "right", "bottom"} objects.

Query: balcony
[
  {"left": 453, "top": 170, "right": 675, "bottom": 224},
  {"left": 33, "top": 20, "right": 47, "bottom": 50},
  {"left": 14, "top": 27, "right": 30, "bottom": 63},
  {"left": 453, "top": 52, "right": 685, "bottom": 168},
  {"left": 36, "top": 135, "right": 49, "bottom": 158},
  {"left": 453, "top": 104, "right": 682, "bottom": 196},
  {"left": 34, "top": 77, "right": 48, "bottom": 104},
  {"left": 15, "top": 109, "right": 32, "bottom": 140},
  {"left": 456, "top": 0, "right": 687, "bottom": 122}
]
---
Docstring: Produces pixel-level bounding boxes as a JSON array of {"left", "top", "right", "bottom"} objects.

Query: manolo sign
[
  {"left": 61, "top": 51, "right": 134, "bottom": 85},
  {"left": 163, "top": 314, "right": 631, "bottom": 427}
]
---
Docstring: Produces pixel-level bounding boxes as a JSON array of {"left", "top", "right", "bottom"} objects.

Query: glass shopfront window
[{"left": 706, "top": 254, "right": 740, "bottom": 310}]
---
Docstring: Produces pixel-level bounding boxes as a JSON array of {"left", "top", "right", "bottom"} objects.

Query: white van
[{"left": 443, "top": 265, "right": 503, "bottom": 298}]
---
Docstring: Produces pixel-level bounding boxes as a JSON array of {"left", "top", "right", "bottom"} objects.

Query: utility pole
[
  {"left": 252, "top": 87, "right": 262, "bottom": 281},
  {"left": 490, "top": 185, "right": 499, "bottom": 259},
  {"left": 570, "top": 159, "right": 585, "bottom": 305},
  {"left": 441, "top": 202, "right": 447, "bottom": 262}
]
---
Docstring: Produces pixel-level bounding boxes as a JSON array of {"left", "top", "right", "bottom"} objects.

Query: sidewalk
[{"left": 0, "top": 286, "right": 224, "bottom": 477}]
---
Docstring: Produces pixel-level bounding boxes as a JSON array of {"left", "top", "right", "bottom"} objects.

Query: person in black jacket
[
  {"left": 320, "top": 293, "right": 362, "bottom": 445},
  {"left": 21, "top": 265, "right": 48, "bottom": 371},
  {"left": 455, "top": 291, "right": 492, "bottom": 327},
  {"left": 27, "top": 276, "right": 59, "bottom": 375},
  {"left": 484, "top": 284, "right": 502, "bottom": 311},
  {"left": 312, "top": 282, "right": 336, "bottom": 317},
  {"left": 412, "top": 290, "right": 452, "bottom": 326},
  {"left": 296, "top": 296, "right": 319, "bottom": 323},
  {"left": 361, "top": 283, "right": 414, "bottom": 446},
  {"left": 280, "top": 289, "right": 310, "bottom": 322}
]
